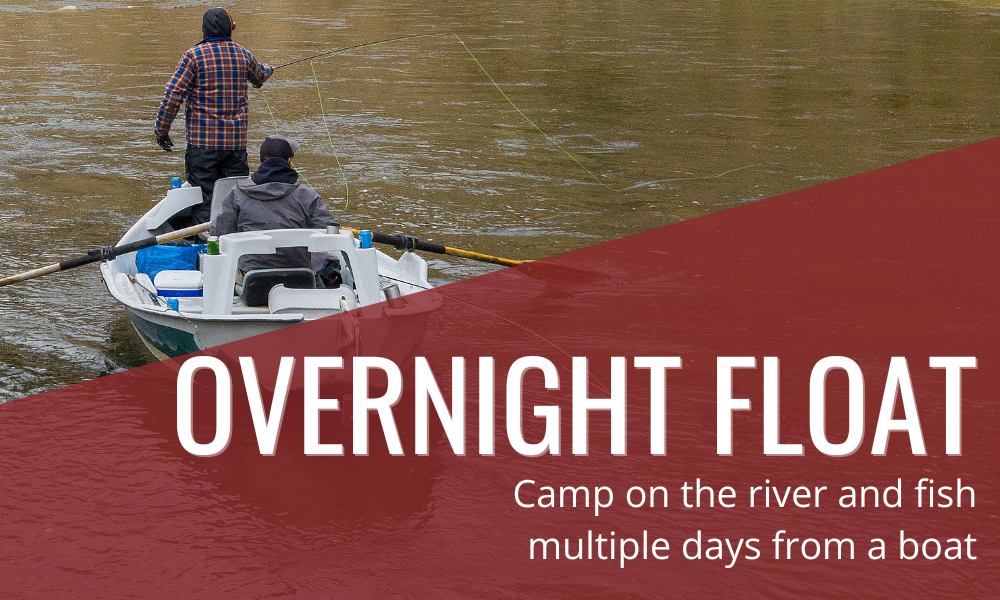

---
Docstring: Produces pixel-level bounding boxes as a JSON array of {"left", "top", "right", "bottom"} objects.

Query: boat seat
[
  {"left": 239, "top": 268, "right": 315, "bottom": 307},
  {"left": 209, "top": 176, "right": 250, "bottom": 224},
  {"left": 268, "top": 285, "right": 358, "bottom": 319}
]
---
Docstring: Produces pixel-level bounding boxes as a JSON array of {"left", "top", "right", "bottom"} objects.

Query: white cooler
[{"left": 153, "top": 270, "right": 204, "bottom": 297}]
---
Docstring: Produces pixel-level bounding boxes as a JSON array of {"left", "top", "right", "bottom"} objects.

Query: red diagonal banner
[{"left": 1, "top": 138, "right": 997, "bottom": 597}]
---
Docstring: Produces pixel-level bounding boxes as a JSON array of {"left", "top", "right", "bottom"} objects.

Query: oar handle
[
  {"left": 155, "top": 222, "right": 212, "bottom": 244},
  {"left": 343, "top": 227, "right": 440, "bottom": 252},
  {"left": 370, "top": 232, "right": 446, "bottom": 255}
]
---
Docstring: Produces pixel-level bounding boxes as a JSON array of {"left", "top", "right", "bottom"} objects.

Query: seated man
[{"left": 211, "top": 135, "right": 334, "bottom": 279}]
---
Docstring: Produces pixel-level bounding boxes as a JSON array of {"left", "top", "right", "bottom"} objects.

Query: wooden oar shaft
[
  {"left": 0, "top": 263, "right": 62, "bottom": 287},
  {"left": 443, "top": 247, "right": 523, "bottom": 267},
  {"left": 155, "top": 222, "right": 211, "bottom": 244},
  {"left": 0, "top": 222, "right": 211, "bottom": 289}
]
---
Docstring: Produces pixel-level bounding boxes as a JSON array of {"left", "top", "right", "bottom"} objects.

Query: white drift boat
[{"left": 100, "top": 178, "right": 439, "bottom": 360}]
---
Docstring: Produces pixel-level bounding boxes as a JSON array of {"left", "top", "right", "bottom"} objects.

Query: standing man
[{"left": 154, "top": 7, "right": 273, "bottom": 229}]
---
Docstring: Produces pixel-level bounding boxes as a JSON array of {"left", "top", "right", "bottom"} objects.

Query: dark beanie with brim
[{"left": 260, "top": 135, "right": 300, "bottom": 161}]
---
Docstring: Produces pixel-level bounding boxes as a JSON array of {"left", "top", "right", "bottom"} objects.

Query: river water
[{"left": 2, "top": 0, "right": 999, "bottom": 400}]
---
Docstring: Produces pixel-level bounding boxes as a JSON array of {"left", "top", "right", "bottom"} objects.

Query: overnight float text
[{"left": 176, "top": 355, "right": 975, "bottom": 457}]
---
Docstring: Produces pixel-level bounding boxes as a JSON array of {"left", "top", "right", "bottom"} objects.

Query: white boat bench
[{"left": 201, "top": 228, "right": 381, "bottom": 316}]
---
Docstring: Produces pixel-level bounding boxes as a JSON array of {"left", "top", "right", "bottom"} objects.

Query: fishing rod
[{"left": 272, "top": 33, "right": 445, "bottom": 70}]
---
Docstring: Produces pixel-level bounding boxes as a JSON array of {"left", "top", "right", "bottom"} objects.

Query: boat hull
[
  {"left": 124, "top": 306, "right": 300, "bottom": 360},
  {"left": 121, "top": 296, "right": 438, "bottom": 364}
]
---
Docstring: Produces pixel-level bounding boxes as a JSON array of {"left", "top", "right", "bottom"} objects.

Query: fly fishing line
[
  {"left": 266, "top": 33, "right": 753, "bottom": 201},
  {"left": 310, "top": 60, "right": 350, "bottom": 211},
  {"left": 262, "top": 90, "right": 317, "bottom": 191},
  {"left": 265, "top": 34, "right": 454, "bottom": 211}
]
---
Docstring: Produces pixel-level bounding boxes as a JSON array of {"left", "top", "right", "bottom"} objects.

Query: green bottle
[{"left": 207, "top": 236, "right": 220, "bottom": 255}]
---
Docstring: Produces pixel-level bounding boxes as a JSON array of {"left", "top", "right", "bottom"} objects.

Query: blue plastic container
[{"left": 136, "top": 244, "right": 205, "bottom": 280}]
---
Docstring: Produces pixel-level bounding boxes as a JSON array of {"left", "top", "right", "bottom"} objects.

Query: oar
[
  {"left": 1, "top": 221, "right": 597, "bottom": 289},
  {"left": 0, "top": 222, "right": 211, "bottom": 288},
  {"left": 345, "top": 228, "right": 523, "bottom": 267},
  {"left": 342, "top": 227, "right": 598, "bottom": 284}
]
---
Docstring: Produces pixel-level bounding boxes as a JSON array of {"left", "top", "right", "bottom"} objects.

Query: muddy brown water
[{"left": 2, "top": 0, "right": 999, "bottom": 400}]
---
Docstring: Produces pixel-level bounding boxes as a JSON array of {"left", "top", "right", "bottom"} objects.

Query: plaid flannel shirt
[{"left": 154, "top": 39, "right": 272, "bottom": 150}]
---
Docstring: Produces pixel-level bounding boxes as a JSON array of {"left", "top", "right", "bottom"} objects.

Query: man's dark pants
[{"left": 167, "top": 145, "right": 249, "bottom": 230}]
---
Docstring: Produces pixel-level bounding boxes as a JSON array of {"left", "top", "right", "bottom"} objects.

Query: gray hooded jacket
[{"left": 211, "top": 159, "right": 334, "bottom": 273}]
